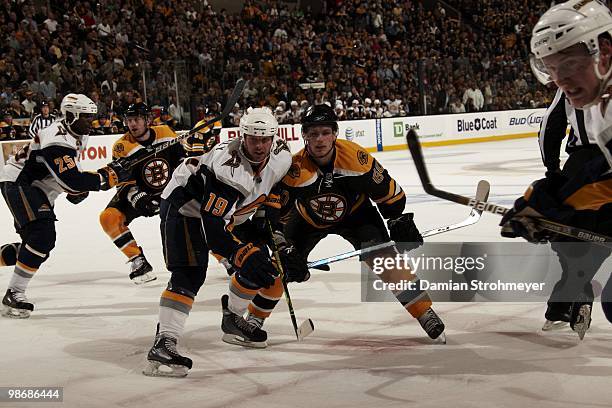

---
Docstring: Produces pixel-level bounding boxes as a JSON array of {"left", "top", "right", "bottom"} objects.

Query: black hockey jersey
[
  {"left": 111, "top": 125, "right": 185, "bottom": 196},
  {"left": 278, "top": 139, "right": 405, "bottom": 228}
]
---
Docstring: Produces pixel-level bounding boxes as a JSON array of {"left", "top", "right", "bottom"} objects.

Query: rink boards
[{"left": 0, "top": 108, "right": 545, "bottom": 170}]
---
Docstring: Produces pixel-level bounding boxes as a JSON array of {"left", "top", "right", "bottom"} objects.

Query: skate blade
[
  {"left": 221, "top": 333, "right": 267, "bottom": 348},
  {"left": 1, "top": 305, "right": 31, "bottom": 319},
  {"left": 433, "top": 332, "right": 447, "bottom": 344},
  {"left": 132, "top": 272, "right": 157, "bottom": 285},
  {"left": 542, "top": 320, "right": 569, "bottom": 331},
  {"left": 297, "top": 319, "right": 314, "bottom": 340},
  {"left": 574, "top": 305, "right": 592, "bottom": 341},
  {"left": 142, "top": 361, "right": 189, "bottom": 378}
]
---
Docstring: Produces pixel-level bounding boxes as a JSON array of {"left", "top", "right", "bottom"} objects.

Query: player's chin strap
[
  {"left": 62, "top": 119, "right": 85, "bottom": 140},
  {"left": 579, "top": 62, "right": 612, "bottom": 109}
]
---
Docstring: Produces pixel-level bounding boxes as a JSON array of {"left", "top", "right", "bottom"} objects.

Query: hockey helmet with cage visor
[
  {"left": 239, "top": 107, "right": 278, "bottom": 165},
  {"left": 530, "top": 0, "right": 612, "bottom": 106}
]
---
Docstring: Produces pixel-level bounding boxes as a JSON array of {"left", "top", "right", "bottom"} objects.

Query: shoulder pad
[
  {"left": 206, "top": 139, "right": 253, "bottom": 197},
  {"left": 38, "top": 123, "right": 78, "bottom": 150},
  {"left": 282, "top": 150, "right": 318, "bottom": 187},
  {"left": 112, "top": 133, "right": 140, "bottom": 158},
  {"left": 151, "top": 125, "right": 176, "bottom": 143},
  {"left": 334, "top": 139, "right": 373, "bottom": 175}
]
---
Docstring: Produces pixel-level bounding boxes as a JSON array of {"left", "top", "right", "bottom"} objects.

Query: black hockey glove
[
  {"left": 277, "top": 244, "right": 310, "bottom": 283},
  {"left": 98, "top": 158, "right": 132, "bottom": 190},
  {"left": 499, "top": 177, "right": 575, "bottom": 243},
  {"left": 66, "top": 191, "right": 89, "bottom": 205},
  {"left": 387, "top": 213, "right": 423, "bottom": 252},
  {"left": 500, "top": 206, "right": 553, "bottom": 243},
  {"left": 130, "top": 191, "right": 160, "bottom": 217},
  {"left": 231, "top": 243, "right": 279, "bottom": 289}
]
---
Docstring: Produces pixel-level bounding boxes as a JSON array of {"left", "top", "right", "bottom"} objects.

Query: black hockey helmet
[
  {"left": 124, "top": 102, "right": 151, "bottom": 118},
  {"left": 301, "top": 104, "right": 338, "bottom": 133}
]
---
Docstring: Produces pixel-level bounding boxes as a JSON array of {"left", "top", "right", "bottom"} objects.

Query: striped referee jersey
[
  {"left": 28, "top": 113, "right": 57, "bottom": 139},
  {"left": 538, "top": 88, "right": 596, "bottom": 172}
]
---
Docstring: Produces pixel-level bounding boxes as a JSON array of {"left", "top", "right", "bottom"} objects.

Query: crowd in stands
[{"left": 0, "top": 0, "right": 555, "bottom": 140}]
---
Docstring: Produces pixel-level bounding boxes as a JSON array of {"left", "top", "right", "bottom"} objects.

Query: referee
[
  {"left": 538, "top": 87, "right": 609, "bottom": 334},
  {"left": 538, "top": 87, "right": 598, "bottom": 175},
  {"left": 28, "top": 101, "right": 56, "bottom": 139}
]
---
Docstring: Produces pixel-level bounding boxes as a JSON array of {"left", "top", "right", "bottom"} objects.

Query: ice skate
[
  {"left": 543, "top": 303, "right": 570, "bottom": 331},
  {"left": 143, "top": 334, "right": 192, "bottom": 377},
  {"left": 129, "top": 252, "right": 156, "bottom": 284},
  {"left": 245, "top": 313, "right": 265, "bottom": 329},
  {"left": 571, "top": 303, "right": 592, "bottom": 341},
  {"left": 418, "top": 307, "right": 446, "bottom": 343},
  {"left": 2, "top": 289, "right": 34, "bottom": 319},
  {"left": 221, "top": 295, "right": 267, "bottom": 348},
  {"left": 542, "top": 320, "right": 569, "bottom": 331}
]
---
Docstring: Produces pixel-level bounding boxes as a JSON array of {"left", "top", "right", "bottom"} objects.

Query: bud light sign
[{"left": 509, "top": 112, "right": 543, "bottom": 128}]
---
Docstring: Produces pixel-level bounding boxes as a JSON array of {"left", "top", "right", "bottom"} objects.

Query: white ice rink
[{"left": 1, "top": 137, "right": 611, "bottom": 408}]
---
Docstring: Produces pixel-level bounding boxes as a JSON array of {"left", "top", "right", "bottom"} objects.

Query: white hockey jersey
[
  {"left": 0, "top": 121, "right": 101, "bottom": 203},
  {"left": 162, "top": 136, "right": 291, "bottom": 230}
]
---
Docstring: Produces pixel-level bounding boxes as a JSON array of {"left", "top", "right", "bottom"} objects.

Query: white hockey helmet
[
  {"left": 61, "top": 93, "right": 97, "bottom": 122},
  {"left": 239, "top": 107, "right": 278, "bottom": 138},
  {"left": 530, "top": 0, "right": 612, "bottom": 84},
  {"left": 239, "top": 107, "right": 278, "bottom": 165}
]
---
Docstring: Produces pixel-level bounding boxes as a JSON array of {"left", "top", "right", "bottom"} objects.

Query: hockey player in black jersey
[
  {"left": 236, "top": 104, "right": 446, "bottom": 345},
  {"left": 0, "top": 93, "right": 131, "bottom": 318},
  {"left": 98, "top": 102, "right": 206, "bottom": 284}
]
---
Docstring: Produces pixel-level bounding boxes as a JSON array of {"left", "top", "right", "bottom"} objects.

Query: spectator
[
  {"left": 0, "top": 0, "right": 555, "bottom": 128},
  {"left": 449, "top": 97, "right": 466, "bottom": 114},
  {"left": 21, "top": 91, "right": 37, "bottom": 116}
]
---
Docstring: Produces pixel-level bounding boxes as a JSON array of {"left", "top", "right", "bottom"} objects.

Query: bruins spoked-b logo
[
  {"left": 142, "top": 158, "right": 170, "bottom": 189},
  {"left": 309, "top": 193, "right": 347, "bottom": 222}
]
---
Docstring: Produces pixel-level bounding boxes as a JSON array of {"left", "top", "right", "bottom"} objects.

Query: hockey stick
[
  {"left": 267, "top": 220, "right": 315, "bottom": 341},
  {"left": 120, "top": 78, "right": 247, "bottom": 170},
  {"left": 307, "top": 180, "right": 490, "bottom": 269},
  {"left": 406, "top": 129, "right": 612, "bottom": 247}
]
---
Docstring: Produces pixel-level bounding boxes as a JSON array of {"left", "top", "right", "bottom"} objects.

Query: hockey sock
[
  {"left": 364, "top": 249, "right": 432, "bottom": 319},
  {"left": 158, "top": 289, "right": 194, "bottom": 339},
  {"left": 248, "top": 277, "right": 283, "bottom": 319},
  {"left": 228, "top": 274, "right": 258, "bottom": 316},
  {"left": 99, "top": 208, "right": 141, "bottom": 260},
  {"left": 9, "top": 243, "right": 47, "bottom": 293}
]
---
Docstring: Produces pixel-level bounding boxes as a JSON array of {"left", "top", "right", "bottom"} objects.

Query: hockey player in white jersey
[
  {"left": 502, "top": 0, "right": 612, "bottom": 338},
  {"left": 0, "top": 94, "right": 131, "bottom": 318},
  {"left": 143, "top": 107, "right": 297, "bottom": 377}
]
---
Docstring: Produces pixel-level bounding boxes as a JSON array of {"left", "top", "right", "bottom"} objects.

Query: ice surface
[{"left": 1, "top": 138, "right": 610, "bottom": 408}]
